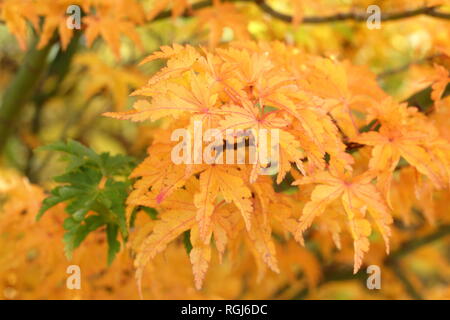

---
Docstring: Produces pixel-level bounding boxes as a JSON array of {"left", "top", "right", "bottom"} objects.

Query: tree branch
[
  {"left": 386, "top": 261, "right": 423, "bottom": 300},
  {"left": 377, "top": 54, "right": 440, "bottom": 79},
  {"left": 387, "top": 224, "right": 450, "bottom": 262},
  {"left": 405, "top": 83, "right": 450, "bottom": 113},
  {"left": 277, "top": 225, "right": 450, "bottom": 300},
  {"left": 2, "top": 1, "right": 449, "bottom": 26},
  {"left": 343, "top": 80, "right": 450, "bottom": 154},
  {"left": 257, "top": 3, "right": 450, "bottom": 23},
  {"left": 383, "top": 224, "right": 450, "bottom": 300},
  {"left": 0, "top": 36, "right": 55, "bottom": 155},
  {"left": 25, "top": 32, "right": 82, "bottom": 182},
  {"left": 150, "top": 1, "right": 450, "bottom": 24}
]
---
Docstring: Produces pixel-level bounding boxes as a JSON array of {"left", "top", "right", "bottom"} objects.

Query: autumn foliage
[{"left": 1, "top": 0, "right": 450, "bottom": 300}]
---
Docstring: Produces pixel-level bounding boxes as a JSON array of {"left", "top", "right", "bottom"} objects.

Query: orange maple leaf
[{"left": 293, "top": 168, "right": 392, "bottom": 273}]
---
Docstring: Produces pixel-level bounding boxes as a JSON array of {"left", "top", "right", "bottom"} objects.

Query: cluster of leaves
[
  {"left": 1, "top": 0, "right": 145, "bottom": 57},
  {"left": 105, "top": 41, "right": 450, "bottom": 291},
  {"left": 1, "top": 166, "right": 449, "bottom": 299},
  {"left": 0, "top": 167, "right": 322, "bottom": 299},
  {"left": 37, "top": 140, "right": 136, "bottom": 264},
  {"left": 1, "top": 0, "right": 246, "bottom": 57},
  {"left": 1, "top": 0, "right": 450, "bottom": 300}
]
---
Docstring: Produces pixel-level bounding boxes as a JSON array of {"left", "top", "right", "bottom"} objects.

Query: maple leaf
[
  {"left": 36, "top": 140, "right": 135, "bottom": 264},
  {"left": 1, "top": 0, "right": 38, "bottom": 50},
  {"left": 139, "top": 44, "right": 201, "bottom": 85},
  {"left": 354, "top": 125, "right": 449, "bottom": 203},
  {"left": 138, "top": 43, "right": 195, "bottom": 65},
  {"left": 196, "top": 2, "right": 250, "bottom": 47},
  {"left": 215, "top": 52, "right": 353, "bottom": 172},
  {"left": 126, "top": 143, "right": 196, "bottom": 207},
  {"left": 246, "top": 187, "right": 280, "bottom": 275},
  {"left": 211, "top": 211, "right": 233, "bottom": 264},
  {"left": 83, "top": 14, "right": 143, "bottom": 59},
  {"left": 218, "top": 100, "right": 304, "bottom": 183},
  {"left": 36, "top": 0, "right": 77, "bottom": 50},
  {"left": 75, "top": 53, "right": 146, "bottom": 110},
  {"left": 134, "top": 209, "right": 196, "bottom": 296},
  {"left": 293, "top": 168, "right": 392, "bottom": 273},
  {"left": 429, "top": 64, "right": 450, "bottom": 107},
  {"left": 100, "top": 41, "right": 450, "bottom": 295},
  {"left": 146, "top": 0, "right": 191, "bottom": 21},
  {"left": 104, "top": 72, "right": 220, "bottom": 123},
  {"left": 189, "top": 225, "right": 212, "bottom": 290},
  {"left": 194, "top": 165, "right": 253, "bottom": 242}
]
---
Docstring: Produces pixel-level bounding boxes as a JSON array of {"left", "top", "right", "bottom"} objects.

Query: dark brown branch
[
  {"left": 406, "top": 83, "right": 450, "bottom": 113},
  {"left": 25, "top": 32, "right": 82, "bottom": 182},
  {"left": 427, "top": 9, "right": 450, "bottom": 20},
  {"left": 0, "top": 37, "right": 55, "bottom": 155},
  {"left": 150, "top": 0, "right": 450, "bottom": 24},
  {"left": 387, "top": 261, "right": 423, "bottom": 299},
  {"left": 275, "top": 225, "right": 450, "bottom": 300},
  {"left": 377, "top": 54, "right": 440, "bottom": 79},
  {"left": 2, "top": 2, "right": 450, "bottom": 27},
  {"left": 257, "top": 3, "right": 450, "bottom": 23},
  {"left": 386, "top": 224, "right": 450, "bottom": 262},
  {"left": 383, "top": 224, "right": 450, "bottom": 299}
]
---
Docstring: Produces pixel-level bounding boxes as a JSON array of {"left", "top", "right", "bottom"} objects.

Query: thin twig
[
  {"left": 377, "top": 54, "right": 440, "bottom": 79},
  {"left": 387, "top": 261, "right": 423, "bottom": 299},
  {"left": 387, "top": 225, "right": 450, "bottom": 261},
  {"left": 383, "top": 225, "right": 450, "bottom": 299},
  {"left": 257, "top": 3, "right": 450, "bottom": 23},
  {"left": 278, "top": 225, "right": 450, "bottom": 299}
]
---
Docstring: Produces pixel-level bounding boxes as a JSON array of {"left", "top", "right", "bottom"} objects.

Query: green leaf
[
  {"left": 106, "top": 224, "right": 121, "bottom": 265},
  {"left": 36, "top": 140, "right": 135, "bottom": 264},
  {"left": 63, "top": 215, "right": 104, "bottom": 259}
]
